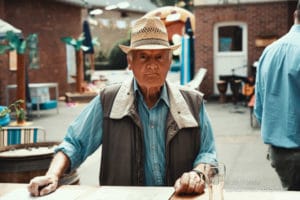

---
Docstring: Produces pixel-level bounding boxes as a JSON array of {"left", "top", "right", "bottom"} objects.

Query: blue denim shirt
[
  {"left": 56, "top": 81, "right": 217, "bottom": 185},
  {"left": 254, "top": 25, "right": 300, "bottom": 148}
]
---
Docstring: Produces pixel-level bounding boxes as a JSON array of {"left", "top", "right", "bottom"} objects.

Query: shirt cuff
[
  {"left": 55, "top": 141, "right": 82, "bottom": 173},
  {"left": 193, "top": 152, "right": 218, "bottom": 167}
]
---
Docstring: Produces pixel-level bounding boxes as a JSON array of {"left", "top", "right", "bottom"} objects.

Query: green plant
[
  {"left": 0, "top": 31, "right": 37, "bottom": 54},
  {"left": 0, "top": 107, "right": 10, "bottom": 118},
  {"left": 61, "top": 33, "right": 99, "bottom": 52},
  {"left": 108, "top": 38, "right": 130, "bottom": 69},
  {"left": 16, "top": 107, "right": 25, "bottom": 122},
  {"left": 0, "top": 99, "right": 26, "bottom": 124}
]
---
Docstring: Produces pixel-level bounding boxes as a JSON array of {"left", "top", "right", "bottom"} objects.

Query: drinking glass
[{"left": 205, "top": 162, "right": 226, "bottom": 200}]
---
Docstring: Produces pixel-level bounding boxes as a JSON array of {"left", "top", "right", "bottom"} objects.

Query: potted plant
[
  {"left": 15, "top": 107, "right": 26, "bottom": 125},
  {"left": 0, "top": 99, "right": 26, "bottom": 127}
]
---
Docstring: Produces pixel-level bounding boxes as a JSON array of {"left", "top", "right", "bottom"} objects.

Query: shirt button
[{"left": 150, "top": 124, "right": 154, "bottom": 128}]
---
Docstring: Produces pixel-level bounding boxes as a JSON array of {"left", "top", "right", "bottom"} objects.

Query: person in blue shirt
[
  {"left": 254, "top": 1, "right": 300, "bottom": 190},
  {"left": 28, "top": 17, "right": 217, "bottom": 196}
]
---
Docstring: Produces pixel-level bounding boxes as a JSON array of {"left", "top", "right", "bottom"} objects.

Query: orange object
[
  {"left": 248, "top": 94, "right": 255, "bottom": 108},
  {"left": 144, "top": 6, "right": 195, "bottom": 41},
  {"left": 242, "top": 83, "right": 255, "bottom": 97}
]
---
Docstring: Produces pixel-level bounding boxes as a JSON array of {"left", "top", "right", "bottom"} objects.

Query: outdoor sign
[{"left": 9, "top": 50, "right": 17, "bottom": 71}]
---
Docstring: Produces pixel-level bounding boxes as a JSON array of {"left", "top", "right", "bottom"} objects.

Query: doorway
[{"left": 213, "top": 22, "right": 248, "bottom": 94}]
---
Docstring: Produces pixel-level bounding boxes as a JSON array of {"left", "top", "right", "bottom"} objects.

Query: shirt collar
[
  {"left": 110, "top": 78, "right": 198, "bottom": 129},
  {"left": 290, "top": 24, "right": 300, "bottom": 32},
  {"left": 133, "top": 78, "right": 170, "bottom": 107}
]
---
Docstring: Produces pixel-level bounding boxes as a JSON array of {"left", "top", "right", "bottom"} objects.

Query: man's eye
[
  {"left": 156, "top": 55, "right": 164, "bottom": 61},
  {"left": 140, "top": 54, "right": 147, "bottom": 59}
]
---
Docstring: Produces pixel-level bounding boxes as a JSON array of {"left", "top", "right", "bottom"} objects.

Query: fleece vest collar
[{"left": 109, "top": 78, "right": 198, "bottom": 129}]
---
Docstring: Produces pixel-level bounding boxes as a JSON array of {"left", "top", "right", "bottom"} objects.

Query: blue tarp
[
  {"left": 180, "top": 35, "right": 191, "bottom": 85},
  {"left": 180, "top": 17, "right": 195, "bottom": 85},
  {"left": 82, "top": 20, "right": 94, "bottom": 54}
]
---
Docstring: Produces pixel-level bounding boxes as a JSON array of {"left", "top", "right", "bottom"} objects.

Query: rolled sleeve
[
  {"left": 55, "top": 139, "right": 82, "bottom": 171},
  {"left": 55, "top": 95, "right": 103, "bottom": 172},
  {"left": 193, "top": 102, "right": 217, "bottom": 167}
]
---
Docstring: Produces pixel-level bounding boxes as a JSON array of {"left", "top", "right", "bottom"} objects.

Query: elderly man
[{"left": 28, "top": 17, "right": 217, "bottom": 196}]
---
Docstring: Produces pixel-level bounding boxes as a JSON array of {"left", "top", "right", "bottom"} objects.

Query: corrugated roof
[{"left": 56, "top": 0, "right": 157, "bottom": 13}]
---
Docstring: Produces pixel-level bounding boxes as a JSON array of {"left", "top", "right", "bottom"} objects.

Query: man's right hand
[{"left": 27, "top": 174, "right": 59, "bottom": 196}]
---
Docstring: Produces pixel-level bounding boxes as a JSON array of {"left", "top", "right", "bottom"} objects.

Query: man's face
[{"left": 128, "top": 49, "right": 172, "bottom": 89}]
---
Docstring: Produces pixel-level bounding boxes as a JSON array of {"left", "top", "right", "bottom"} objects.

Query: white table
[
  {"left": 6, "top": 82, "right": 59, "bottom": 116},
  {"left": 0, "top": 184, "right": 299, "bottom": 200}
]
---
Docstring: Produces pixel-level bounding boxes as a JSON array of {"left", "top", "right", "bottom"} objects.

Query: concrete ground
[{"left": 30, "top": 98, "right": 282, "bottom": 190}]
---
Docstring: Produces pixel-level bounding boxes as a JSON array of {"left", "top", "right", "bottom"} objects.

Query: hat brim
[{"left": 119, "top": 43, "right": 181, "bottom": 54}]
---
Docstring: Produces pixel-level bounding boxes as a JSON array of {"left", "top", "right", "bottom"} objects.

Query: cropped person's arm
[
  {"left": 254, "top": 57, "right": 265, "bottom": 125},
  {"left": 174, "top": 101, "right": 217, "bottom": 195},
  {"left": 28, "top": 95, "right": 103, "bottom": 196},
  {"left": 28, "top": 151, "right": 70, "bottom": 196},
  {"left": 55, "top": 95, "right": 104, "bottom": 171}
]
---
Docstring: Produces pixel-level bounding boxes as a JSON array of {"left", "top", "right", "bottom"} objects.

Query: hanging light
[
  {"left": 105, "top": 4, "right": 118, "bottom": 10},
  {"left": 105, "top": 1, "right": 130, "bottom": 10},
  {"left": 89, "top": 8, "right": 103, "bottom": 16}
]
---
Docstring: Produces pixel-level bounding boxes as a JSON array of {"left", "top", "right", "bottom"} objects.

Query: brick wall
[
  {"left": 0, "top": 0, "right": 82, "bottom": 105},
  {"left": 194, "top": 1, "right": 296, "bottom": 97}
]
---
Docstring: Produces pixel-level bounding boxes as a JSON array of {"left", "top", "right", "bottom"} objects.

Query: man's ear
[{"left": 127, "top": 54, "right": 132, "bottom": 70}]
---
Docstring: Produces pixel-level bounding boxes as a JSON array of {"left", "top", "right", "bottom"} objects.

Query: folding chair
[
  {"left": 0, "top": 126, "right": 46, "bottom": 147},
  {"left": 186, "top": 68, "right": 208, "bottom": 90}
]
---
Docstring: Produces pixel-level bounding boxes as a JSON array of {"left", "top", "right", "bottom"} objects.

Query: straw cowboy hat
[{"left": 119, "top": 17, "right": 180, "bottom": 54}]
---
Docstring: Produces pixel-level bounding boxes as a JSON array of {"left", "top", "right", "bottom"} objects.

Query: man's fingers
[
  {"left": 174, "top": 172, "right": 189, "bottom": 194},
  {"left": 39, "top": 182, "right": 57, "bottom": 196},
  {"left": 175, "top": 172, "right": 201, "bottom": 195},
  {"left": 174, "top": 178, "right": 181, "bottom": 192},
  {"left": 179, "top": 172, "right": 190, "bottom": 193},
  {"left": 190, "top": 171, "right": 205, "bottom": 194},
  {"left": 174, "top": 171, "right": 207, "bottom": 195},
  {"left": 194, "top": 179, "right": 205, "bottom": 194},
  {"left": 28, "top": 181, "right": 40, "bottom": 197},
  {"left": 28, "top": 175, "right": 58, "bottom": 196},
  {"left": 28, "top": 176, "right": 49, "bottom": 196},
  {"left": 185, "top": 173, "right": 197, "bottom": 194}
]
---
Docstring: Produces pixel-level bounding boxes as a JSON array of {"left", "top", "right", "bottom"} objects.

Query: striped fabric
[{"left": 0, "top": 127, "right": 46, "bottom": 147}]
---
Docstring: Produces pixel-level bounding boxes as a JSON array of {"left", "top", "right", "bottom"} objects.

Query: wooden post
[
  {"left": 16, "top": 53, "right": 26, "bottom": 110},
  {"left": 75, "top": 50, "right": 83, "bottom": 93}
]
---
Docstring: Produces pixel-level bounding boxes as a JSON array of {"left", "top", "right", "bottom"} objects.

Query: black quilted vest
[{"left": 99, "top": 83, "right": 202, "bottom": 186}]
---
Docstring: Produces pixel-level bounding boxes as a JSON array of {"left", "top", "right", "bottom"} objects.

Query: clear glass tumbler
[{"left": 205, "top": 162, "right": 226, "bottom": 200}]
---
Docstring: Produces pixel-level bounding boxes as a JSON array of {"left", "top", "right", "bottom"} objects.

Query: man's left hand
[{"left": 173, "top": 171, "right": 205, "bottom": 195}]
